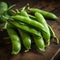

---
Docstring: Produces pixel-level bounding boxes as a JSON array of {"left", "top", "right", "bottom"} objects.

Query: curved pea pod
[
  {"left": 7, "top": 20, "right": 41, "bottom": 36},
  {"left": 33, "top": 33, "right": 45, "bottom": 52},
  {"left": 35, "top": 12, "right": 50, "bottom": 46},
  {"left": 48, "top": 25, "right": 59, "bottom": 44},
  {"left": 7, "top": 25, "right": 21, "bottom": 55},
  {"left": 28, "top": 8, "right": 58, "bottom": 20},
  {"left": 12, "top": 15, "right": 47, "bottom": 33},
  {"left": 0, "top": 2, "right": 8, "bottom": 14},
  {"left": 19, "top": 30, "right": 31, "bottom": 51}
]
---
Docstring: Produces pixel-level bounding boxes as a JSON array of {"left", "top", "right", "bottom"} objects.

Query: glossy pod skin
[
  {"left": 20, "top": 8, "right": 46, "bottom": 50},
  {"left": 33, "top": 33, "right": 45, "bottom": 52},
  {"left": 7, "top": 20, "right": 40, "bottom": 36},
  {"left": 12, "top": 15, "right": 47, "bottom": 33},
  {"left": 35, "top": 12, "right": 50, "bottom": 46},
  {"left": 7, "top": 24, "right": 21, "bottom": 55},
  {"left": 19, "top": 30, "right": 31, "bottom": 51},
  {"left": 0, "top": 2, "right": 8, "bottom": 23},
  {"left": 0, "top": 2, "right": 8, "bottom": 14},
  {"left": 20, "top": 8, "right": 31, "bottom": 51},
  {"left": 48, "top": 25, "right": 59, "bottom": 44},
  {"left": 20, "top": 7, "right": 45, "bottom": 51},
  {"left": 28, "top": 8, "right": 58, "bottom": 20}
]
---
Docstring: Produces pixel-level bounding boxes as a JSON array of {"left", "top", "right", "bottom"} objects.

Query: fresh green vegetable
[
  {"left": 28, "top": 14, "right": 36, "bottom": 20},
  {"left": 20, "top": 7, "right": 31, "bottom": 51},
  {"left": 35, "top": 12, "right": 50, "bottom": 46},
  {"left": 11, "top": 15, "right": 47, "bottom": 33},
  {"left": 0, "top": 2, "right": 8, "bottom": 23},
  {"left": 19, "top": 30, "right": 31, "bottom": 51},
  {"left": 33, "top": 33, "right": 45, "bottom": 52},
  {"left": 28, "top": 8, "right": 58, "bottom": 19},
  {"left": 7, "top": 20, "right": 41, "bottom": 36},
  {"left": 7, "top": 24, "right": 21, "bottom": 55},
  {"left": 0, "top": 2, "right": 59, "bottom": 55},
  {"left": 0, "top": 2, "right": 8, "bottom": 14}
]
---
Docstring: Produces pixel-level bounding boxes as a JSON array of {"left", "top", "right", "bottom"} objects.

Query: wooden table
[{"left": 0, "top": 0, "right": 60, "bottom": 60}]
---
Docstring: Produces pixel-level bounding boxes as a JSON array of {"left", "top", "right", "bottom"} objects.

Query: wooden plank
[{"left": 0, "top": 0, "right": 60, "bottom": 60}]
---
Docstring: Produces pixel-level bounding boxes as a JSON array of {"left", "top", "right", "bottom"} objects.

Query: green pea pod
[
  {"left": 0, "top": 2, "right": 8, "bottom": 14},
  {"left": 0, "top": 2, "right": 8, "bottom": 23},
  {"left": 28, "top": 8, "right": 58, "bottom": 20},
  {"left": 7, "top": 20, "right": 40, "bottom": 36},
  {"left": 7, "top": 24, "right": 21, "bottom": 55},
  {"left": 35, "top": 12, "right": 50, "bottom": 46},
  {"left": 12, "top": 15, "right": 47, "bottom": 33},
  {"left": 19, "top": 30, "right": 31, "bottom": 51},
  {"left": 48, "top": 25, "right": 59, "bottom": 44},
  {"left": 20, "top": 7, "right": 31, "bottom": 51},
  {"left": 33, "top": 33, "right": 45, "bottom": 52}
]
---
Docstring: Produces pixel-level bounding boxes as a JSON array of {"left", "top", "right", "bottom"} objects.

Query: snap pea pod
[
  {"left": 7, "top": 20, "right": 40, "bottom": 36},
  {"left": 20, "top": 7, "right": 31, "bottom": 51},
  {"left": 7, "top": 24, "right": 21, "bottom": 55},
  {"left": 48, "top": 25, "right": 59, "bottom": 44},
  {"left": 0, "top": 2, "right": 8, "bottom": 14},
  {"left": 20, "top": 8, "right": 45, "bottom": 49},
  {"left": 19, "top": 30, "right": 31, "bottom": 51},
  {"left": 33, "top": 33, "right": 45, "bottom": 52},
  {"left": 0, "top": 2, "right": 8, "bottom": 23},
  {"left": 28, "top": 8, "right": 58, "bottom": 20},
  {"left": 35, "top": 12, "right": 50, "bottom": 46},
  {"left": 12, "top": 15, "right": 47, "bottom": 33}
]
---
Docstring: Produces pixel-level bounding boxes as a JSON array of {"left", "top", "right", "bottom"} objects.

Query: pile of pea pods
[{"left": 0, "top": 2, "right": 59, "bottom": 55}]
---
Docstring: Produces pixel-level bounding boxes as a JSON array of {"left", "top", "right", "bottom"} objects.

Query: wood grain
[{"left": 0, "top": 0, "right": 60, "bottom": 60}]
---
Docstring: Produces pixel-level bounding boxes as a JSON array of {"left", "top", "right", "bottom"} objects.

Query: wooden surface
[{"left": 0, "top": 0, "right": 60, "bottom": 60}]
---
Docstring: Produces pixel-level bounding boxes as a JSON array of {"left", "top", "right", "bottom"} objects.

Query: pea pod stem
[
  {"left": 20, "top": 6, "right": 29, "bottom": 17},
  {"left": 28, "top": 14, "right": 36, "bottom": 20}
]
